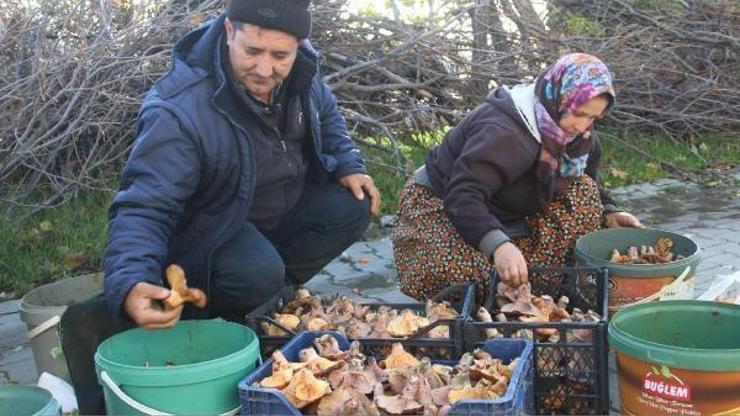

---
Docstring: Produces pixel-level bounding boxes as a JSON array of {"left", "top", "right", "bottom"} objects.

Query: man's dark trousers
[
  {"left": 60, "top": 182, "right": 370, "bottom": 414},
  {"left": 211, "top": 182, "right": 370, "bottom": 319}
]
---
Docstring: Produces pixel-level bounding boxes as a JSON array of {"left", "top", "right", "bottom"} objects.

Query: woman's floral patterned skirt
[{"left": 391, "top": 175, "right": 603, "bottom": 303}]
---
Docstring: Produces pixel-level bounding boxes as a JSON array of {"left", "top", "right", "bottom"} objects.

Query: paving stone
[
  {"left": 0, "top": 346, "right": 37, "bottom": 386},
  {"left": 0, "top": 300, "right": 20, "bottom": 315},
  {"left": 697, "top": 261, "right": 730, "bottom": 274},
  {"left": 651, "top": 177, "right": 680, "bottom": 185},
  {"left": 704, "top": 228, "right": 740, "bottom": 240},
  {"left": 686, "top": 235, "right": 731, "bottom": 249},
  {"left": 367, "top": 237, "right": 395, "bottom": 260},
  {"left": 699, "top": 253, "right": 740, "bottom": 269},
  {"left": 0, "top": 315, "right": 28, "bottom": 350}
]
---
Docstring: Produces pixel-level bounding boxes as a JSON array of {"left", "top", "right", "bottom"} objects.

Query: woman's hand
[
  {"left": 605, "top": 211, "right": 644, "bottom": 229},
  {"left": 493, "top": 242, "right": 528, "bottom": 287}
]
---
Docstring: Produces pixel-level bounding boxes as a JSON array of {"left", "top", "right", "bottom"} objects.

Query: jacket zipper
[
  {"left": 209, "top": 104, "right": 256, "bottom": 303},
  {"left": 274, "top": 126, "right": 287, "bottom": 152}
]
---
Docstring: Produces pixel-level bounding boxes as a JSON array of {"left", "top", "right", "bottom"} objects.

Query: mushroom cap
[
  {"left": 533, "top": 296, "right": 555, "bottom": 318},
  {"left": 426, "top": 300, "right": 458, "bottom": 321},
  {"left": 476, "top": 307, "right": 494, "bottom": 323},
  {"left": 162, "top": 290, "right": 185, "bottom": 309},
  {"left": 427, "top": 324, "right": 449, "bottom": 338},
  {"left": 299, "top": 347, "right": 321, "bottom": 362},
  {"left": 382, "top": 343, "right": 420, "bottom": 369},
  {"left": 448, "top": 384, "right": 498, "bottom": 403},
  {"left": 656, "top": 237, "right": 674, "bottom": 255},
  {"left": 293, "top": 369, "right": 331, "bottom": 402},
  {"left": 260, "top": 367, "right": 293, "bottom": 389},
  {"left": 185, "top": 288, "right": 208, "bottom": 308},
  {"left": 373, "top": 383, "right": 424, "bottom": 415},
  {"left": 328, "top": 369, "right": 377, "bottom": 395},
  {"left": 317, "top": 387, "right": 380, "bottom": 416},
  {"left": 345, "top": 320, "right": 373, "bottom": 338},
  {"left": 165, "top": 264, "right": 187, "bottom": 293},
  {"left": 298, "top": 347, "right": 343, "bottom": 376},
  {"left": 501, "top": 300, "right": 542, "bottom": 317},
  {"left": 296, "top": 288, "right": 312, "bottom": 300},
  {"left": 307, "top": 317, "right": 330, "bottom": 331},
  {"left": 272, "top": 350, "right": 305, "bottom": 372},
  {"left": 275, "top": 313, "right": 301, "bottom": 330},
  {"left": 310, "top": 356, "right": 344, "bottom": 376},
  {"left": 314, "top": 334, "right": 347, "bottom": 360},
  {"left": 163, "top": 264, "right": 207, "bottom": 309},
  {"left": 387, "top": 309, "right": 430, "bottom": 337}
]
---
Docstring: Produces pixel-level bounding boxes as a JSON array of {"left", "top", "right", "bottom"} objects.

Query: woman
[{"left": 392, "top": 53, "right": 642, "bottom": 302}]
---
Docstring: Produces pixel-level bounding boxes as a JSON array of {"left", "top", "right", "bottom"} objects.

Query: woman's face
[{"left": 558, "top": 95, "right": 610, "bottom": 136}]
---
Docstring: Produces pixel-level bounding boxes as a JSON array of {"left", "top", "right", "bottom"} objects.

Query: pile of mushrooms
[
  {"left": 261, "top": 289, "right": 459, "bottom": 339},
  {"left": 610, "top": 237, "right": 684, "bottom": 264},
  {"left": 476, "top": 282, "right": 601, "bottom": 343},
  {"left": 476, "top": 281, "right": 602, "bottom": 412},
  {"left": 255, "top": 334, "right": 517, "bottom": 415}
]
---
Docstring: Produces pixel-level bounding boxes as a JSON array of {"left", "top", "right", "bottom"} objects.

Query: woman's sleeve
[{"left": 443, "top": 122, "right": 533, "bottom": 258}]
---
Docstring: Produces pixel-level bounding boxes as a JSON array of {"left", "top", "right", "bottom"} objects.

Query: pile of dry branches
[{"left": 1, "top": 0, "right": 737, "bottom": 212}]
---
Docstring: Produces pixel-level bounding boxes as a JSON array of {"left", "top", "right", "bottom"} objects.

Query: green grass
[
  {"left": 0, "top": 191, "right": 112, "bottom": 295},
  {"left": 1, "top": 131, "right": 737, "bottom": 296},
  {"left": 365, "top": 129, "right": 446, "bottom": 213},
  {"left": 599, "top": 132, "right": 740, "bottom": 187}
]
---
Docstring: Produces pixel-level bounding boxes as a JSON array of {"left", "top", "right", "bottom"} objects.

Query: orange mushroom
[
  {"left": 281, "top": 369, "right": 331, "bottom": 409},
  {"left": 162, "top": 264, "right": 207, "bottom": 309},
  {"left": 381, "top": 343, "right": 419, "bottom": 369}
]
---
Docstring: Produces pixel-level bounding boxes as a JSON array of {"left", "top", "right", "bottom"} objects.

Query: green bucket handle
[
  {"left": 99, "top": 371, "right": 241, "bottom": 416},
  {"left": 645, "top": 349, "right": 679, "bottom": 367}
]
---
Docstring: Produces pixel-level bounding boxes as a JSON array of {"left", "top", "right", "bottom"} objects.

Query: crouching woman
[{"left": 392, "top": 53, "right": 642, "bottom": 301}]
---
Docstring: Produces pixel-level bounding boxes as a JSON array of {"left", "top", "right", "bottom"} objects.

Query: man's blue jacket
[{"left": 103, "top": 15, "right": 366, "bottom": 317}]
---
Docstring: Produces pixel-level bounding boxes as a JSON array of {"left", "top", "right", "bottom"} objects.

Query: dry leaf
[
  {"left": 39, "top": 220, "right": 53, "bottom": 232},
  {"left": 61, "top": 252, "right": 86, "bottom": 271},
  {"left": 609, "top": 167, "right": 629, "bottom": 180}
]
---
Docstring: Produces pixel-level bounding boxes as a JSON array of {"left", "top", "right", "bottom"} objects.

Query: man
[
  {"left": 60, "top": 0, "right": 379, "bottom": 411},
  {"left": 108, "top": 0, "right": 379, "bottom": 328}
]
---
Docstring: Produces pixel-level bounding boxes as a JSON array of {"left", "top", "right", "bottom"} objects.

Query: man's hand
[
  {"left": 124, "top": 282, "right": 183, "bottom": 329},
  {"left": 605, "top": 211, "right": 644, "bottom": 229},
  {"left": 493, "top": 242, "right": 528, "bottom": 288},
  {"left": 339, "top": 173, "right": 381, "bottom": 216}
]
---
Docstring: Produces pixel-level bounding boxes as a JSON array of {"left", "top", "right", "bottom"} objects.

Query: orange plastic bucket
[
  {"left": 609, "top": 300, "right": 740, "bottom": 415},
  {"left": 575, "top": 228, "right": 701, "bottom": 315}
]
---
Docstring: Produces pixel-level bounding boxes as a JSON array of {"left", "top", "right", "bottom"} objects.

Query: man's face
[{"left": 225, "top": 19, "right": 299, "bottom": 103}]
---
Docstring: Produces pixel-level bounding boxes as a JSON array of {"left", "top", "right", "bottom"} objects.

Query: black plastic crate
[
  {"left": 245, "top": 284, "right": 474, "bottom": 360},
  {"left": 464, "top": 266, "right": 609, "bottom": 415}
]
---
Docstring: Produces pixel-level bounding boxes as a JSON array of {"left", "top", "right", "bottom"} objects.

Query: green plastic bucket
[
  {"left": 0, "top": 385, "right": 61, "bottom": 416},
  {"left": 94, "top": 320, "right": 259, "bottom": 415},
  {"left": 609, "top": 300, "right": 740, "bottom": 415},
  {"left": 575, "top": 228, "right": 701, "bottom": 315},
  {"left": 20, "top": 273, "right": 103, "bottom": 381}
]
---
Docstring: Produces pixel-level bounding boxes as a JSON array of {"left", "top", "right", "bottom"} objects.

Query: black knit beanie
[{"left": 227, "top": 0, "right": 311, "bottom": 39}]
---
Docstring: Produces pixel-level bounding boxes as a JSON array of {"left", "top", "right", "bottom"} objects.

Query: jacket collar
[{"left": 504, "top": 83, "right": 541, "bottom": 144}]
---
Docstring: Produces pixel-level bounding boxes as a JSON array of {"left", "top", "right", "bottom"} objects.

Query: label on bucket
[
  {"left": 608, "top": 274, "right": 685, "bottom": 308},
  {"left": 617, "top": 353, "right": 740, "bottom": 415},
  {"left": 642, "top": 366, "right": 691, "bottom": 402}
]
